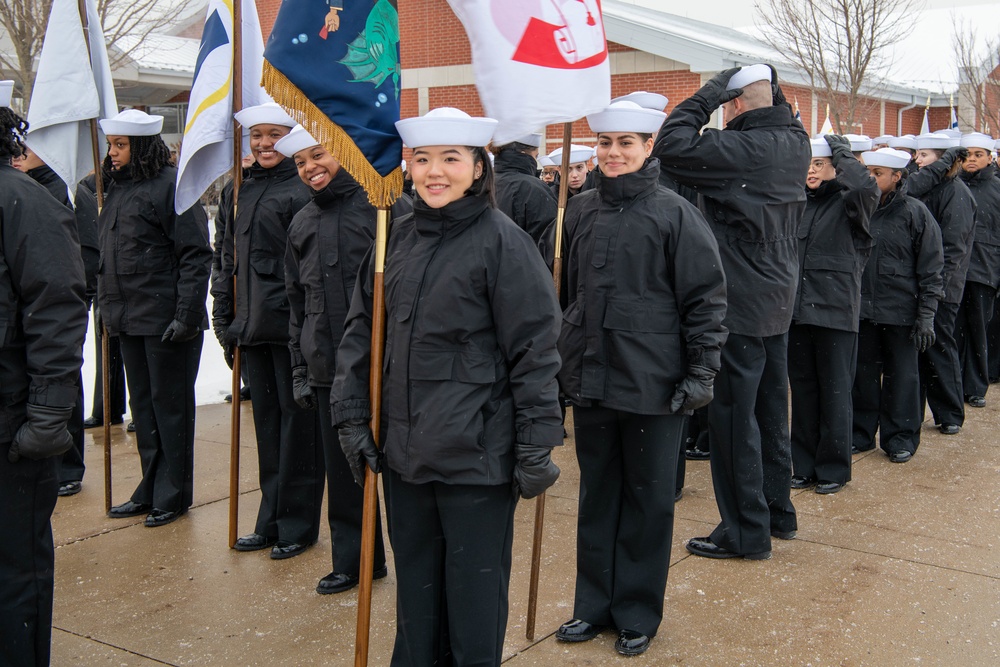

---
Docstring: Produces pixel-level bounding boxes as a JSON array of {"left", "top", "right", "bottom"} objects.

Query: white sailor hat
[
  {"left": 99, "top": 109, "right": 164, "bottom": 137},
  {"left": 862, "top": 148, "right": 912, "bottom": 169},
  {"left": 915, "top": 132, "right": 954, "bottom": 150},
  {"left": 873, "top": 135, "right": 895, "bottom": 145},
  {"left": 507, "top": 132, "right": 543, "bottom": 148},
  {"left": 274, "top": 124, "right": 320, "bottom": 158},
  {"left": 611, "top": 91, "right": 669, "bottom": 111},
  {"left": 810, "top": 137, "right": 832, "bottom": 158},
  {"left": 888, "top": 135, "right": 917, "bottom": 150},
  {"left": 844, "top": 134, "right": 873, "bottom": 152},
  {"left": 395, "top": 107, "right": 497, "bottom": 148},
  {"left": 548, "top": 145, "right": 595, "bottom": 166},
  {"left": 538, "top": 155, "right": 556, "bottom": 168},
  {"left": 401, "top": 159, "right": 407, "bottom": 172},
  {"left": 586, "top": 101, "right": 666, "bottom": 134},
  {"left": 995, "top": 139, "right": 1000, "bottom": 152},
  {"left": 937, "top": 128, "right": 962, "bottom": 139},
  {"left": 234, "top": 103, "right": 296, "bottom": 129},
  {"left": 0, "top": 80, "right": 13, "bottom": 108},
  {"left": 726, "top": 64, "right": 772, "bottom": 91},
  {"left": 960, "top": 132, "right": 995, "bottom": 151}
]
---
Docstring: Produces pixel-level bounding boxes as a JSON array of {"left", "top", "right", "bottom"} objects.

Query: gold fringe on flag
[{"left": 262, "top": 60, "right": 403, "bottom": 209}]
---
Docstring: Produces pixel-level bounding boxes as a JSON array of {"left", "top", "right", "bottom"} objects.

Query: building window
[{"left": 148, "top": 104, "right": 189, "bottom": 135}]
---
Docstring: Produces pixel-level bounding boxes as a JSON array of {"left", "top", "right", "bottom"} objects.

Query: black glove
[
  {"left": 766, "top": 63, "right": 788, "bottom": 108},
  {"left": 825, "top": 134, "right": 854, "bottom": 162},
  {"left": 338, "top": 418, "right": 381, "bottom": 487},
  {"left": 694, "top": 66, "right": 743, "bottom": 109},
  {"left": 669, "top": 364, "right": 716, "bottom": 414},
  {"left": 8, "top": 404, "right": 74, "bottom": 463},
  {"left": 939, "top": 146, "right": 969, "bottom": 168},
  {"left": 911, "top": 311, "right": 936, "bottom": 352},
  {"left": 161, "top": 318, "right": 200, "bottom": 343},
  {"left": 291, "top": 366, "right": 315, "bottom": 410},
  {"left": 213, "top": 318, "right": 236, "bottom": 368},
  {"left": 511, "top": 443, "right": 560, "bottom": 499}
]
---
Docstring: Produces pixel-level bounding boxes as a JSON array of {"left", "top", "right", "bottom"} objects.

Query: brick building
[{"left": 256, "top": 0, "right": 957, "bottom": 150}]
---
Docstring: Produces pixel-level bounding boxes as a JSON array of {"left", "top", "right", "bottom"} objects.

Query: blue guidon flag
[{"left": 263, "top": 0, "right": 402, "bottom": 207}]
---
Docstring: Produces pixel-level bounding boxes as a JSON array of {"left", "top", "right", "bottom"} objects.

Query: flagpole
[
  {"left": 75, "top": 0, "right": 113, "bottom": 512},
  {"left": 526, "top": 121, "right": 573, "bottom": 642},
  {"left": 355, "top": 206, "right": 389, "bottom": 667},
  {"left": 228, "top": 0, "right": 244, "bottom": 549}
]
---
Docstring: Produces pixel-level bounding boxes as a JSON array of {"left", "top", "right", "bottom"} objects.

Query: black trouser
[
  {"left": 90, "top": 309, "right": 126, "bottom": 419},
  {"left": 244, "top": 344, "right": 323, "bottom": 545},
  {"left": 853, "top": 321, "right": 921, "bottom": 456},
  {"left": 119, "top": 333, "right": 202, "bottom": 512},
  {"left": 383, "top": 467, "right": 516, "bottom": 667},
  {"left": 572, "top": 406, "right": 683, "bottom": 637},
  {"left": 788, "top": 324, "right": 857, "bottom": 485},
  {"left": 919, "top": 301, "right": 965, "bottom": 426},
  {"left": 58, "top": 370, "right": 86, "bottom": 484},
  {"left": 988, "top": 298, "right": 1000, "bottom": 383},
  {"left": 707, "top": 332, "right": 796, "bottom": 556},
  {"left": 0, "top": 443, "right": 58, "bottom": 667},
  {"left": 314, "top": 386, "right": 385, "bottom": 575},
  {"left": 957, "top": 282, "right": 996, "bottom": 399}
]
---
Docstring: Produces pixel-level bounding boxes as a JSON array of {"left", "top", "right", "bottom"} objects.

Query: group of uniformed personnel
[{"left": 4, "top": 59, "right": 1000, "bottom": 666}]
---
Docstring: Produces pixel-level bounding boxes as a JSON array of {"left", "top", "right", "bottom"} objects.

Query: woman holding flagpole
[
  {"left": 555, "top": 100, "right": 727, "bottom": 657},
  {"left": 331, "top": 107, "right": 563, "bottom": 666}
]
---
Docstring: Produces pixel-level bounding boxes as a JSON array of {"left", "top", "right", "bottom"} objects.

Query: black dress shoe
[
  {"left": 674, "top": 488, "right": 683, "bottom": 502},
  {"left": 615, "top": 629, "right": 651, "bottom": 656},
  {"left": 939, "top": 423, "right": 961, "bottom": 435},
  {"left": 83, "top": 415, "right": 123, "bottom": 428},
  {"left": 816, "top": 481, "right": 844, "bottom": 494},
  {"left": 686, "top": 536, "right": 771, "bottom": 560},
  {"left": 770, "top": 528, "right": 797, "bottom": 540},
  {"left": 889, "top": 450, "right": 913, "bottom": 463},
  {"left": 556, "top": 619, "right": 604, "bottom": 642},
  {"left": 144, "top": 508, "right": 185, "bottom": 528},
  {"left": 107, "top": 500, "right": 152, "bottom": 518},
  {"left": 316, "top": 566, "right": 388, "bottom": 595},
  {"left": 233, "top": 533, "right": 278, "bottom": 552},
  {"left": 127, "top": 421, "right": 136, "bottom": 433},
  {"left": 851, "top": 444, "right": 876, "bottom": 455},
  {"left": 270, "top": 540, "right": 315, "bottom": 560},
  {"left": 790, "top": 475, "right": 816, "bottom": 489},
  {"left": 967, "top": 396, "right": 986, "bottom": 408},
  {"left": 685, "top": 447, "right": 710, "bottom": 461},
  {"left": 57, "top": 481, "right": 82, "bottom": 497}
]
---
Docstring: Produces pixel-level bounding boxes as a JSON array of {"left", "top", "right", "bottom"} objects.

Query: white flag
[
  {"left": 819, "top": 105, "right": 833, "bottom": 135},
  {"left": 26, "top": 0, "right": 117, "bottom": 204},
  {"left": 445, "top": 0, "right": 611, "bottom": 144},
  {"left": 175, "top": 0, "right": 270, "bottom": 213},
  {"left": 919, "top": 108, "right": 930, "bottom": 135}
]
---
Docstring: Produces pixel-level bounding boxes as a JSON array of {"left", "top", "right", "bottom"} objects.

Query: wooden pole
[
  {"left": 228, "top": 0, "right": 245, "bottom": 549},
  {"left": 355, "top": 206, "right": 390, "bottom": 667},
  {"left": 526, "top": 122, "right": 574, "bottom": 641},
  {"left": 76, "top": 0, "right": 112, "bottom": 512}
]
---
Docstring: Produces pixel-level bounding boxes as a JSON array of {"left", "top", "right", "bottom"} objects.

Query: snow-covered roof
[{"left": 113, "top": 33, "right": 199, "bottom": 75}]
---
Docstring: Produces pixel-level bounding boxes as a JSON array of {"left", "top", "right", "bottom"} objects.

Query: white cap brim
[
  {"left": 548, "top": 145, "right": 595, "bottom": 165},
  {"left": 587, "top": 101, "right": 666, "bottom": 134},
  {"left": 507, "top": 132, "right": 542, "bottom": 148},
  {"left": 611, "top": 91, "right": 669, "bottom": 111},
  {"left": 888, "top": 135, "right": 917, "bottom": 150},
  {"left": 810, "top": 138, "right": 832, "bottom": 158},
  {"left": 844, "top": 134, "right": 873, "bottom": 152},
  {"left": 873, "top": 135, "right": 894, "bottom": 144},
  {"left": 915, "top": 133, "right": 953, "bottom": 150},
  {"left": 538, "top": 156, "right": 555, "bottom": 167},
  {"left": 0, "top": 80, "right": 13, "bottom": 108},
  {"left": 274, "top": 124, "right": 320, "bottom": 158},
  {"left": 99, "top": 109, "right": 164, "bottom": 137},
  {"left": 960, "top": 133, "right": 996, "bottom": 151},
  {"left": 234, "top": 103, "right": 296, "bottom": 129},
  {"left": 862, "top": 148, "right": 911, "bottom": 169},
  {"left": 727, "top": 64, "right": 771, "bottom": 91},
  {"left": 395, "top": 107, "right": 497, "bottom": 148}
]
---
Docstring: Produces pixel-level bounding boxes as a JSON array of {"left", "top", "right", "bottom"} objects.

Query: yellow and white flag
[
  {"left": 175, "top": 0, "right": 270, "bottom": 213},
  {"left": 26, "top": 0, "right": 117, "bottom": 204},
  {"left": 819, "top": 104, "right": 833, "bottom": 135}
]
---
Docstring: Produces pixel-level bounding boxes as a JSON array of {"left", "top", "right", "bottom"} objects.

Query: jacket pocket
[
  {"left": 409, "top": 347, "right": 496, "bottom": 384},
  {"left": 602, "top": 298, "right": 683, "bottom": 407},
  {"left": 603, "top": 298, "right": 678, "bottom": 333},
  {"left": 590, "top": 236, "right": 610, "bottom": 269},
  {"left": 251, "top": 257, "right": 281, "bottom": 277},
  {"left": 305, "top": 289, "right": 325, "bottom": 315},
  {"left": 117, "top": 246, "right": 176, "bottom": 274}
]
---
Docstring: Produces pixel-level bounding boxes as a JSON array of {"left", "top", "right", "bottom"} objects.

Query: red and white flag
[{"left": 445, "top": 0, "right": 611, "bottom": 144}]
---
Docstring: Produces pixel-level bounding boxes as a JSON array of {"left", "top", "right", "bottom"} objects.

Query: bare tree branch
[
  {"left": 754, "top": 0, "right": 921, "bottom": 133},
  {"left": 952, "top": 16, "right": 1000, "bottom": 133},
  {"left": 0, "top": 0, "right": 199, "bottom": 105}
]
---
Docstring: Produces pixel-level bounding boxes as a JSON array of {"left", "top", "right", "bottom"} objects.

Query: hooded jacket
[
  {"left": 960, "top": 164, "right": 1000, "bottom": 289},
  {"left": 906, "top": 159, "right": 977, "bottom": 304},
  {"left": 213, "top": 158, "right": 311, "bottom": 346},
  {"left": 557, "top": 159, "right": 728, "bottom": 414},
  {"left": 792, "top": 153, "right": 878, "bottom": 332},
  {"left": 98, "top": 164, "right": 211, "bottom": 336},
  {"left": 494, "top": 148, "right": 557, "bottom": 243},
  {"left": 653, "top": 100, "right": 810, "bottom": 337},
  {"left": 860, "top": 180, "right": 944, "bottom": 327},
  {"left": 331, "top": 194, "right": 562, "bottom": 486},
  {"left": 285, "top": 169, "right": 411, "bottom": 387}
]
